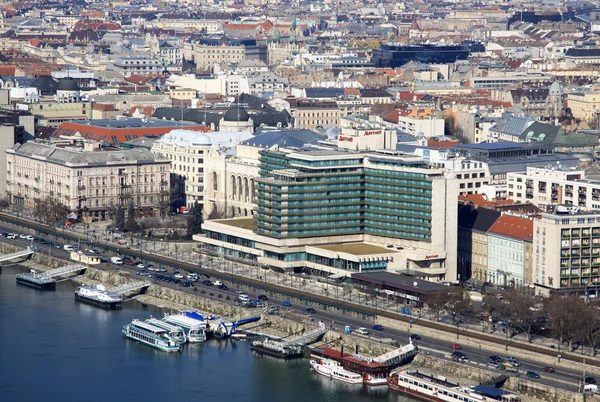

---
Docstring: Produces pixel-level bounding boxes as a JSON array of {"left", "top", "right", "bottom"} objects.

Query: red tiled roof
[
  {"left": 0, "top": 65, "right": 16, "bottom": 76},
  {"left": 52, "top": 122, "right": 211, "bottom": 145},
  {"left": 487, "top": 214, "right": 533, "bottom": 241},
  {"left": 459, "top": 194, "right": 515, "bottom": 208}
]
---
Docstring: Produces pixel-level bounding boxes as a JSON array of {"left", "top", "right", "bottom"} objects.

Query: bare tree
[
  {"left": 445, "top": 287, "right": 472, "bottom": 325},
  {"left": 33, "top": 196, "right": 68, "bottom": 226},
  {"left": 0, "top": 196, "right": 9, "bottom": 211},
  {"left": 427, "top": 291, "right": 447, "bottom": 322},
  {"left": 545, "top": 294, "right": 587, "bottom": 352},
  {"left": 577, "top": 302, "right": 600, "bottom": 356}
]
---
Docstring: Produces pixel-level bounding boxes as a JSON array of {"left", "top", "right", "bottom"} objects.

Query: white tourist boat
[
  {"left": 310, "top": 358, "right": 364, "bottom": 384},
  {"left": 75, "top": 285, "right": 122, "bottom": 309},
  {"left": 163, "top": 313, "right": 207, "bottom": 343},
  {"left": 122, "top": 319, "right": 182, "bottom": 352},
  {"left": 145, "top": 318, "right": 187, "bottom": 344},
  {"left": 388, "top": 370, "right": 521, "bottom": 402}
]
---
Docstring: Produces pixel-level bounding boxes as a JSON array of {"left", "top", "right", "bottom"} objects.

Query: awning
[{"left": 328, "top": 273, "right": 346, "bottom": 279}]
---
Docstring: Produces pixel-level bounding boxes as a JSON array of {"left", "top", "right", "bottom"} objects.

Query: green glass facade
[{"left": 255, "top": 151, "right": 433, "bottom": 241}]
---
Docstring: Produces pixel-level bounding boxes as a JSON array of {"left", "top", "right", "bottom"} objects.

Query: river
[{"left": 0, "top": 263, "right": 417, "bottom": 402}]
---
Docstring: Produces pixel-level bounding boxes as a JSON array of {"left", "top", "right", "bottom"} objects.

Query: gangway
[
  {"left": 39, "top": 264, "right": 87, "bottom": 279},
  {"left": 279, "top": 322, "right": 327, "bottom": 347},
  {"left": 0, "top": 247, "right": 34, "bottom": 263},
  {"left": 108, "top": 281, "right": 150, "bottom": 295}
]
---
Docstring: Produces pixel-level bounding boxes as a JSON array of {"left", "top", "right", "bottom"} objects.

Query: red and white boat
[{"left": 310, "top": 358, "right": 363, "bottom": 384}]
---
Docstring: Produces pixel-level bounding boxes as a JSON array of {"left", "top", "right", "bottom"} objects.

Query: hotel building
[{"left": 195, "top": 148, "right": 458, "bottom": 281}]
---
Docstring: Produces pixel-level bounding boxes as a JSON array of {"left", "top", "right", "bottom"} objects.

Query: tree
[
  {"left": 427, "top": 291, "right": 448, "bottom": 322},
  {"left": 445, "top": 287, "right": 472, "bottom": 325},
  {"left": 0, "top": 196, "right": 9, "bottom": 211},
  {"left": 124, "top": 202, "right": 140, "bottom": 232},
  {"left": 544, "top": 294, "right": 587, "bottom": 352},
  {"left": 32, "top": 196, "right": 68, "bottom": 226},
  {"left": 115, "top": 205, "right": 126, "bottom": 232},
  {"left": 186, "top": 201, "right": 203, "bottom": 238},
  {"left": 577, "top": 302, "right": 600, "bottom": 356}
]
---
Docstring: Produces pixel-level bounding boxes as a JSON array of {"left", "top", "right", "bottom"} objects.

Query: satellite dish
[{"left": 413, "top": 281, "right": 418, "bottom": 287}]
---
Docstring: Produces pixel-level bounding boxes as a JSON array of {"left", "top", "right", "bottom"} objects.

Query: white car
[
  {"left": 173, "top": 272, "right": 184, "bottom": 279},
  {"left": 24, "top": 235, "right": 34, "bottom": 241},
  {"left": 19, "top": 234, "right": 27, "bottom": 239},
  {"left": 355, "top": 327, "right": 369, "bottom": 335},
  {"left": 136, "top": 263, "right": 145, "bottom": 269}
]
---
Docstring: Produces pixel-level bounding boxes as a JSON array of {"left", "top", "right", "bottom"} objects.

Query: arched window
[{"left": 243, "top": 177, "right": 249, "bottom": 202}]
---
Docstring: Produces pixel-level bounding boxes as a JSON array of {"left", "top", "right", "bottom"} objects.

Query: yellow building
[
  {"left": 70, "top": 251, "right": 101, "bottom": 265},
  {"left": 170, "top": 88, "right": 197, "bottom": 100},
  {"left": 567, "top": 91, "right": 600, "bottom": 123}
]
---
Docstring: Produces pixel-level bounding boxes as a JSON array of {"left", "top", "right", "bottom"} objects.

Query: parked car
[
  {"left": 235, "top": 289, "right": 244, "bottom": 294},
  {"left": 488, "top": 361, "right": 505, "bottom": 370},
  {"left": 409, "top": 334, "right": 421, "bottom": 340},
  {"left": 187, "top": 273, "right": 199, "bottom": 282},
  {"left": 449, "top": 344, "right": 462, "bottom": 350},
  {"left": 452, "top": 352, "right": 468, "bottom": 362},
  {"left": 179, "top": 281, "right": 192, "bottom": 288},
  {"left": 136, "top": 263, "right": 145, "bottom": 269},
  {"left": 156, "top": 267, "right": 167, "bottom": 272},
  {"left": 173, "top": 272, "right": 184, "bottom": 279},
  {"left": 372, "top": 324, "right": 384, "bottom": 331},
  {"left": 257, "top": 294, "right": 269, "bottom": 301},
  {"left": 489, "top": 356, "right": 503, "bottom": 362},
  {"left": 202, "top": 280, "right": 212, "bottom": 286},
  {"left": 136, "top": 270, "right": 149, "bottom": 276},
  {"left": 282, "top": 301, "right": 292, "bottom": 307},
  {"left": 543, "top": 367, "right": 555, "bottom": 373},
  {"left": 305, "top": 308, "right": 316, "bottom": 314},
  {"left": 355, "top": 327, "right": 369, "bottom": 335},
  {"left": 212, "top": 280, "right": 223, "bottom": 286},
  {"left": 526, "top": 371, "right": 541, "bottom": 379},
  {"left": 124, "top": 261, "right": 135, "bottom": 266},
  {"left": 218, "top": 285, "right": 229, "bottom": 290},
  {"left": 146, "top": 264, "right": 155, "bottom": 270},
  {"left": 24, "top": 235, "right": 34, "bottom": 241},
  {"left": 6, "top": 233, "right": 16, "bottom": 239}
]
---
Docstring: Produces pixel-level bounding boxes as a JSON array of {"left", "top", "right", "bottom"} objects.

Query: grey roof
[
  {"left": 305, "top": 88, "right": 344, "bottom": 98},
  {"left": 489, "top": 117, "right": 535, "bottom": 137},
  {"left": 351, "top": 271, "right": 447, "bottom": 294},
  {"left": 223, "top": 105, "right": 250, "bottom": 122},
  {"left": 9, "top": 141, "right": 166, "bottom": 166},
  {"left": 487, "top": 153, "right": 581, "bottom": 175},
  {"left": 458, "top": 204, "right": 501, "bottom": 232},
  {"left": 242, "top": 129, "right": 324, "bottom": 148}
]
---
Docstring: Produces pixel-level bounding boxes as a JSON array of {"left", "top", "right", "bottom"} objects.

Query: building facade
[
  {"left": 195, "top": 149, "right": 458, "bottom": 281},
  {"left": 507, "top": 166, "right": 600, "bottom": 211},
  {"left": 6, "top": 141, "right": 171, "bottom": 218},
  {"left": 534, "top": 211, "right": 600, "bottom": 295},
  {"left": 292, "top": 100, "right": 341, "bottom": 130}
]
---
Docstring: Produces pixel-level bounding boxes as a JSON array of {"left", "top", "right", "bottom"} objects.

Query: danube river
[{"left": 0, "top": 264, "right": 417, "bottom": 402}]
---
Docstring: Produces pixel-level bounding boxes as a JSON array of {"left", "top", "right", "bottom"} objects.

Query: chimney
[{"left": 341, "top": 346, "right": 344, "bottom": 359}]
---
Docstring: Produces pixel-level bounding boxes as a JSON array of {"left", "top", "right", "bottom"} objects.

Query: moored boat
[
  {"left": 75, "top": 285, "right": 122, "bottom": 309},
  {"left": 250, "top": 338, "right": 305, "bottom": 359},
  {"left": 163, "top": 313, "right": 207, "bottom": 343},
  {"left": 310, "top": 358, "right": 364, "bottom": 384},
  {"left": 122, "top": 319, "right": 182, "bottom": 352},
  {"left": 16, "top": 270, "right": 56, "bottom": 290},
  {"left": 145, "top": 318, "right": 187, "bottom": 344},
  {"left": 387, "top": 370, "right": 521, "bottom": 402}
]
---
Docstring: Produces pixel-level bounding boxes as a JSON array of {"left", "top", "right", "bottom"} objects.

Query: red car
[
  {"left": 449, "top": 344, "right": 462, "bottom": 350},
  {"left": 543, "top": 366, "right": 555, "bottom": 373}
]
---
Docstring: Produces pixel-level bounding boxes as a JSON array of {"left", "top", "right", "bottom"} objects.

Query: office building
[{"left": 372, "top": 43, "right": 470, "bottom": 69}]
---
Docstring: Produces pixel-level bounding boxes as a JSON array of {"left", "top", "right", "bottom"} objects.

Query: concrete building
[
  {"left": 486, "top": 214, "right": 533, "bottom": 288},
  {"left": 431, "top": 158, "right": 490, "bottom": 195},
  {"left": 395, "top": 115, "right": 444, "bottom": 138},
  {"left": 507, "top": 166, "right": 600, "bottom": 211},
  {"left": 192, "top": 37, "right": 267, "bottom": 72},
  {"left": 152, "top": 129, "right": 253, "bottom": 211},
  {"left": 113, "top": 57, "right": 162, "bottom": 77},
  {"left": 195, "top": 149, "right": 458, "bottom": 281},
  {"left": 6, "top": 141, "right": 171, "bottom": 219},
  {"left": 567, "top": 91, "right": 600, "bottom": 123},
  {"left": 534, "top": 211, "right": 600, "bottom": 295},
  {"left": 337, "top": 114, "right": 397, "bottom": 151}
]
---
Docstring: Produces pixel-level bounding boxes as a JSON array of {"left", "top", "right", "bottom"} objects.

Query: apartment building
[
  {"left": 192, "top": 37, "right": 267, "bottom": 72},
  {"left": 457, "top": 204, "right": 502, "bottom": 282},
  {"left": 534, "top": 211, "right": 600, "bottom": 295},
  {"left": 430, "top": 158, "right": 490, "bottom": 195},
  {"left": 337, "top": 114, "right": 397, "bottom": 151},
  {"left": 292, "top": 100, "right": 340, "bottom": 130},
  {"left": 113, "top": 57, "right": 163, "bottom": 77},
  {"left": 395, "top": 115, "right": 444, "bottom": 138},
  {"left": 6, "top": 141, "right": 171, "bottom": 219},
  {"left": 507, "top": 166, "right": 600, "bottom": 211},
  {"left": 195, "top": 149, "right": 458, "bottom": 281},
  {"left": 567, "top": 91, "right": 600, "bottom": 122},
  {"left": 487, "top": 214, "right": 533, "bottom": 288}
]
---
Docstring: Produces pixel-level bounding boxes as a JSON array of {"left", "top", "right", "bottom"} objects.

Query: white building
[
  {"left": 151, "top": 129, "right": 253, "bottom": 210},
  {"left": 507, "top": 166, "right": 600, "bottom": 211},
  {"left": 396, "top": 115, "right": 444, "bottom": 138},
  {"left": 337, "top": 114, "right": 397, "bottom": 151}
]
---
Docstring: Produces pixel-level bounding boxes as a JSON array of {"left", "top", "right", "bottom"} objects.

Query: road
[{"left": 0, "top": 225, "right": 586, "bottom": 393}]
